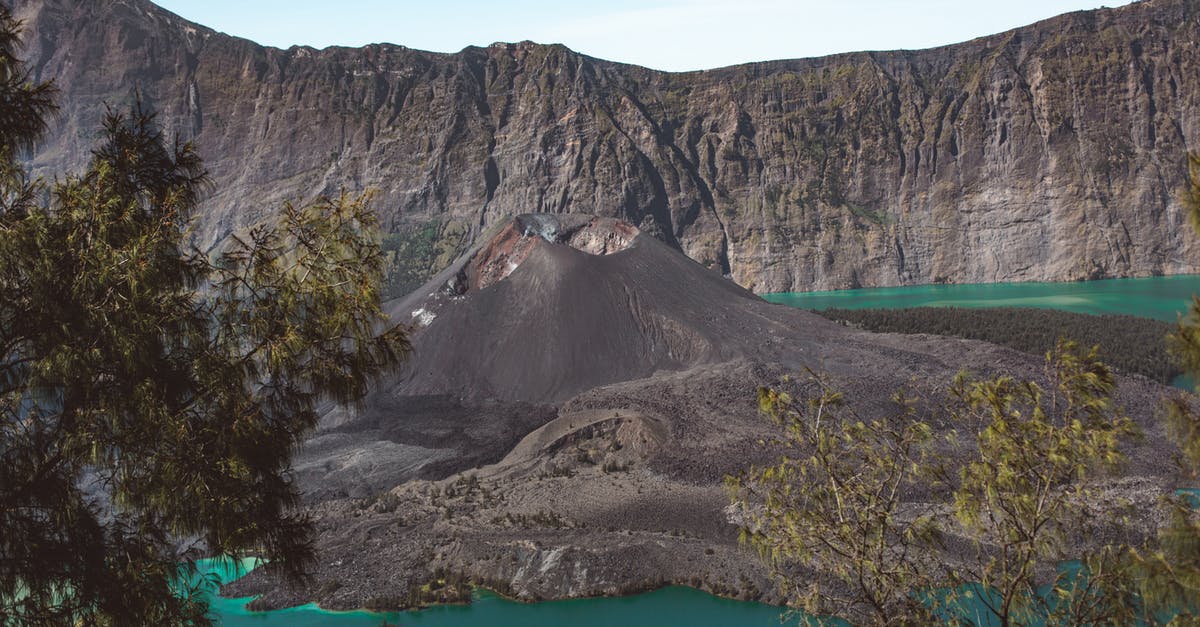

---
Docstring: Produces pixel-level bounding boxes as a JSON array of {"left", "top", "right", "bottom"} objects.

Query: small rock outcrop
[{"left": 450, "top": 215, "right": 637, "bottom": 293}]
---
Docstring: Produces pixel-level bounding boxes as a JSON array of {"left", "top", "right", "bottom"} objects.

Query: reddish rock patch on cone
[{"left": 458, "top": 215, "right": 638, "bottom": 293}]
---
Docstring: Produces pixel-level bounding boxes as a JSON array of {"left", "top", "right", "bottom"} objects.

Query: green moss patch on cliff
[{"left": 382, "top": 219, "right": 470, "bottom": 299}]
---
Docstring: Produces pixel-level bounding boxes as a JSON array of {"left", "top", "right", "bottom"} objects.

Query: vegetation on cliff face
[
  {"left": 815, "top": 307, "right": 1179, "bottom": 384},
  {"left": 381, "top": 218, "right": 471, "bottom": 299},
  {"left": 0, "top": 11, "right": 407, "bottom": 624},
  {"left": 15, "top": 0, "right": 1200, "bottom": 294}
]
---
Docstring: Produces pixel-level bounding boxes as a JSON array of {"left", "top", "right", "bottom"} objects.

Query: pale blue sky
[{"left": 153, "top": 0, "right": 1135, "bottom": 72}]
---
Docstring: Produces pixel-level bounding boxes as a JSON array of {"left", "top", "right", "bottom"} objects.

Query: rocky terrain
[
  {"left": 11, "top": 0, "right": 1199, "bottom": 613},
  {"left": 220, "top": 215, "right": 1183, "bottom": 611},
  {"left": 11, "top": 0, "right": 1200, "bottom": 294}
]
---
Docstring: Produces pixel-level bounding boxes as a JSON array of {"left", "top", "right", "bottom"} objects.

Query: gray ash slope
[
  {"left": 388, "top": 214, "right": 829, "bottom": 403},
  {"left": 302, "top": 214, "right": 827, "bottom": 497},
  {"left": 251, "top": 215, "right": 1184, "bottom": 612}
]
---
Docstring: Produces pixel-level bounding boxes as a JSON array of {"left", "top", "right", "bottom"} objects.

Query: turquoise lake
[
  {"left": 207, "top": 275, "right": 1200, "bottom": 625},
  {"left": 196, "top": 558, "right": 801, "bottom": 627},
  {"left": 762, "top": 274, "right": 1200, "bottom": 322}
]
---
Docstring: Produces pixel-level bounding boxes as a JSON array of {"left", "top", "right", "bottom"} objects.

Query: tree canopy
[
  {"left": 0, "top": 8, "right": 408, "bottom": 624},
  {"left": 730, "top": 343, "right": 1143, "bottom": 626},
  {"left": 1133, "top": 150, "right": 1200, "bottom": 623},
  {"left": 727, "top": 374, "right": 945, "bottom": 625},
  {"left": 731, "top": 153, "right": 1200, "bottom": 626}
]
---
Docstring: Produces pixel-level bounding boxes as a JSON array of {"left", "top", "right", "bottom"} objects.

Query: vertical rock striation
[{"left": 13, "top": 0, "right": 1200, "bottom": 293}]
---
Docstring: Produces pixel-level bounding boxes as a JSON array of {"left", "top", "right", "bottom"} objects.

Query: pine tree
[
  {"left": 727, "top": 374, "right": 945, "bottom": 626},
  {"left": 730, "top": 344, "right": 1141, "bottom": 626},
  {"left": 1134, "top": 151, "right": 1200, "bottom": 624},
  {"left": 947, "top": 342, "right": 1140, "bottom": 626},
  {"left": 0, "top": 8, "right": 408, "bottom": 624}
]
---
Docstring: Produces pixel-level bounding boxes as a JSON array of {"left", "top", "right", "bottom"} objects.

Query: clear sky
[{"left": 152, "top": 0, "right": 1136, "bottom": 72}]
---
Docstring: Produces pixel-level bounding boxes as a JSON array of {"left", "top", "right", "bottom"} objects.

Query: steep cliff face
[{"left": 13, "top": 0, "right": 1200, "bottom": 293}]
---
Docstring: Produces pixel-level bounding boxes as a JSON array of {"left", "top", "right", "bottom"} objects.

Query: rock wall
[{"left": 13, "top": 0, "right": 1200, "bottom": 293}]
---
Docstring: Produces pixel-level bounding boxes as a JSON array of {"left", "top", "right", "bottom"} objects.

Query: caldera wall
[{"left": 13, "top": 0, "right": 1200, "bottom": 293}]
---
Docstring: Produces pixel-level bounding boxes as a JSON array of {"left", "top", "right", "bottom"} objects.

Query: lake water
[
  {"left": 762, "top": 274, "right": 1200, "bottom": 322},
  {"left": 197, "top": 558, "right": 801, "bottom": 626},
  {"left": 206, "top": 275, "right": 1200, "bottom": 624},
  {"left": 766, "top": 274, "right": 1200, "bottom": 392}
]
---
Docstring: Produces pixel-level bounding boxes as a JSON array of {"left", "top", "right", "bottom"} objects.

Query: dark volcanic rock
[
  {"left": 388, "top": 214, "right": 806, "bottom": 403},
  {"left": 13, "top": 0, "right": 1194, "bottom": 612},
  {"left": 244, "top": 215, "right": 1185, "bottom": 612},
  {"left": 13, "top": 0, "right": 1200, "bottom": 293}
]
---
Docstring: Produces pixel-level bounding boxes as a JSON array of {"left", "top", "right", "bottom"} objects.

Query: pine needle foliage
[
  {"left": 727, "top": 372, "right": 948, "bottom": 626},
  {"left": 1133, "top": 154, "right": 1200, "bottom": 625},
  {"left": 0, "top": 8, "right": 53, "bottom": 164},
  {"left": 730, "top": 342, "right": 1145, "bottom": 627},
  {"left": 947, "top": 341, "right": 1141, "bottom": 626},
  {"left": 0, "top": 9, "right": 408, "bottom": 625}
]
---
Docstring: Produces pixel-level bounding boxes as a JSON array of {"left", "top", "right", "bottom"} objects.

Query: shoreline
[{"left": 214, "top": 572, "right": 786, "bottom": 620}]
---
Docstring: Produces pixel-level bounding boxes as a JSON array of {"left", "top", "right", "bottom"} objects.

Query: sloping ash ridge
[
  {"left": 386, "top": 213, "right": 814, "bottom": 404},
  {"left": 12, "top": 0, "right": 1200, "bottom": 294},
  {"left": 229, "top": 214, "right": 1183, "bottom": 612}
]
